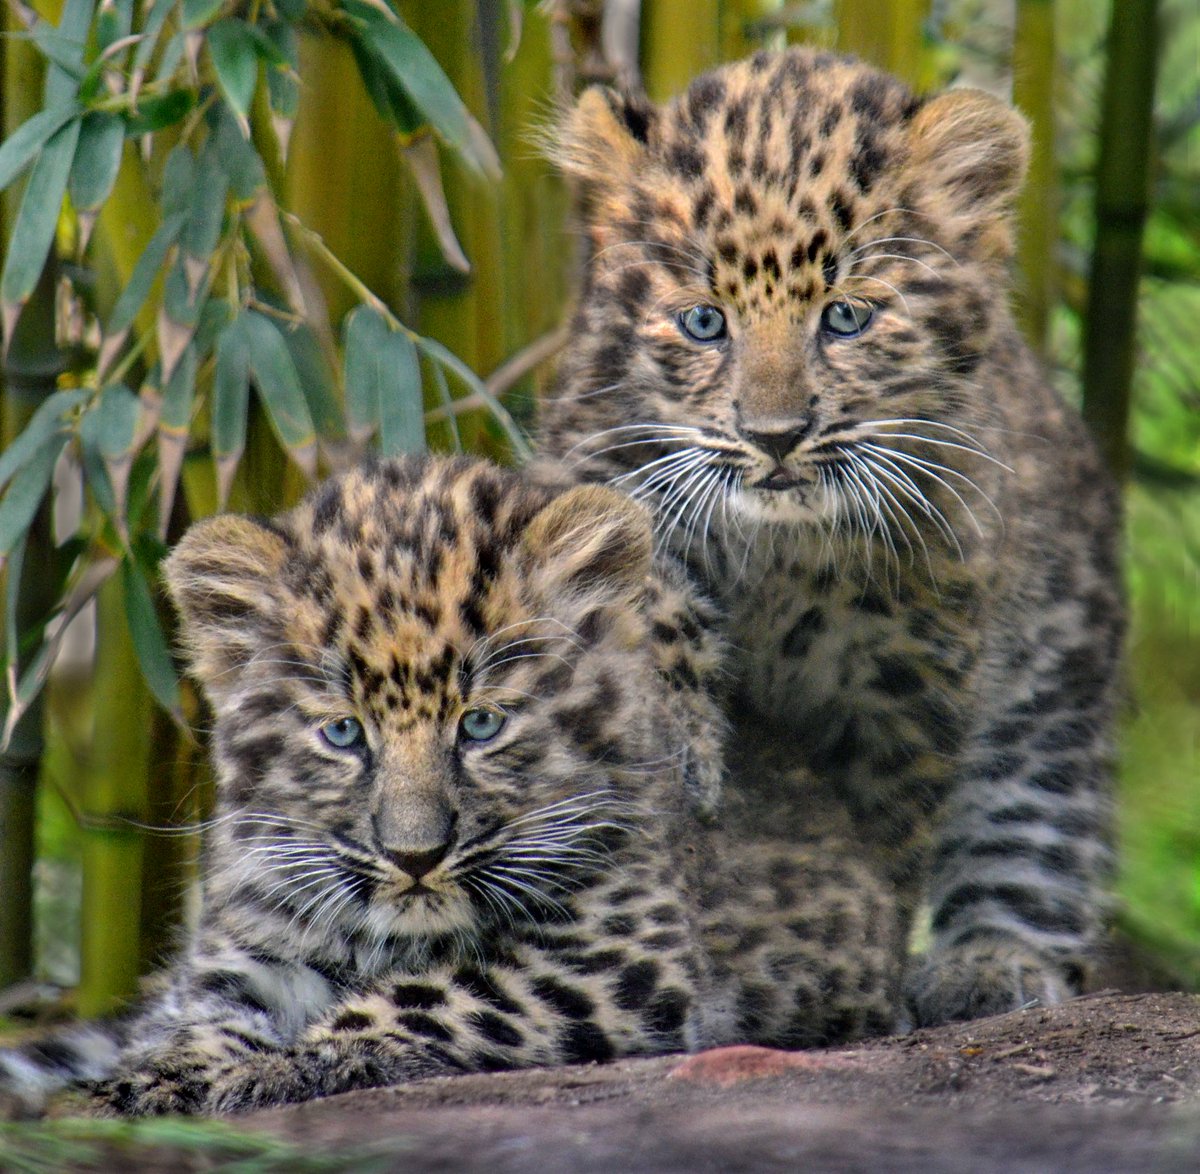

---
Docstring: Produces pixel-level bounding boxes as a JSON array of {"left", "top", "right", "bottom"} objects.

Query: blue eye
[
  {"left": 320, "top": 717, "right": 364, "bottom": 750},
  {"left": 678, "top": 305, "right": 727, "bottom": 342},
  {"left": 459, "top": 708, "right": 506, "bottom": 742},
  {"left": 821, "top": 300, "right": 874, "bottom": 338}
]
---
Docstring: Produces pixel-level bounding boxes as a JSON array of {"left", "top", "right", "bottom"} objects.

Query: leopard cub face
[
  {"left": 166, "top": 456, "right": 667, "bottom": 963},
  {"left": 544, "top": 48, "right": 1029, "bottom": 534}
]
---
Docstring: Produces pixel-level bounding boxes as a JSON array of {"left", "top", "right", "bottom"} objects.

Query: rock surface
[{"left": 230, "top": 991, "right": 1200, "bottom": 1172}]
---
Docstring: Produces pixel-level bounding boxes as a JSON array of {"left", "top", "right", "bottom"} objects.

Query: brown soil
[{"left": 226, "top": 990, "right": 1200, "bottom": 1172}]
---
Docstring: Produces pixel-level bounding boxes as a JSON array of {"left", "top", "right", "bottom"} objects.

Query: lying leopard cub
[{"left": 0, "top": 456, "right": 895, "bottom": 1116}]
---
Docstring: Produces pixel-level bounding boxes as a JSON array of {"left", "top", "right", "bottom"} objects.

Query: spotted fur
[
  {"left": 537, "top": 49, "right": 1124, "bottom": 1026},
  {"left": 0, "top": 456, "right": 894, "bottom": 1116}
]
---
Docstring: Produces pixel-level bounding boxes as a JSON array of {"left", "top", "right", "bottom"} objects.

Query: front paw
[
  {"left": 906, "top": 939, "right": 1078, "bottom": 1027},
  {"left": 99, "top": 1069, "right": 211, "bottom": 1117}
]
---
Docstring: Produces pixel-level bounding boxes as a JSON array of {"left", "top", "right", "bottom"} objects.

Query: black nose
[
  {"left": 385, "top": 839, "right": 453, "bottom": 880},
  {"left": 741, "top": 419, "right": 815, "bottom": 463}
]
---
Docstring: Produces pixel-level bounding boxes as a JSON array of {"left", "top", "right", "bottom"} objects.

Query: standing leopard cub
[
  {"left": 539, "top": 48, "right": 1124, "bottom": 1025},
  {"left": 0, "top": 456, "right": 895, "bottom": 1116}
]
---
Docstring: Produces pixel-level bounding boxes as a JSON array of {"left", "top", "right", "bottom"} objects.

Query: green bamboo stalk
[
  {"left": 834, "top": 0, "right": 930, "bottom": 85},
  {"left": 405, "top": 0, "right": 505, "bottom": 455},
  {"left": 77, "top": 576, "right": 152, "bottom": 1017},
  {"left": 0, "top": 3, "right": 57, "bottom": 991},
  {"left": 642, "top": 0, "right": 721, "bottom": 101},
  {"left": 0, "top": 273, "right": 61, "bottom": 990},
  {"left": 284, "top": 39, "right": 408, "bottom": 327},
  {"left": 1081, "top": 0, "right": 1160, "bottom": 479},
  {"left": 1012, "top": 0, "right": 1057, "bottom": 354},
  {"left": 495, "top": 4, "right": 567, "bottom": 421}
]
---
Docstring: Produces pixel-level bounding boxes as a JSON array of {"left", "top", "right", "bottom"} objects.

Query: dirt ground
[{"left": 223, "top": 990, "right": 1200, "bottom": 1172}]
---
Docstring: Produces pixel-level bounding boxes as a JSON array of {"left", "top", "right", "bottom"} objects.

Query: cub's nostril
[
  {"left": 741, "top": 419, "right": 815, "bottom": 463},
  {"left": 386, "top": 841, "right": 452, "bottom": 880}
]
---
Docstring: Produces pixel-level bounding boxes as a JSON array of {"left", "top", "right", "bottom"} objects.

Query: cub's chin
[
  {"left": 731, "top": 476, "right": 835, "bottom": 527},
  {"left": 364, "top": 885, "right": 477, "bottom": 942}
]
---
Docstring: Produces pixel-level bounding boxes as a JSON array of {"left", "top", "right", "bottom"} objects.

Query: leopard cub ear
[
  {"left": 549, "top": 86, "right": 657, "bottom": 191},
  {"left": 163, "top": 514, "right": 290, "bottom": 679},
  {"left": 521, "top": 485, "right": 653, "bottom": 606},
  {"left": 906, "top": 88, "right": 1030, "bottom": 257}
]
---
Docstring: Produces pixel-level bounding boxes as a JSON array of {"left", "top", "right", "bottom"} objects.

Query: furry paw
[
  {"left": 905, "top": 939, "right": 1079, "bottom": 1027},
  {"left": 99, "top": 1069, "right": 212, "bottom": 1116}
]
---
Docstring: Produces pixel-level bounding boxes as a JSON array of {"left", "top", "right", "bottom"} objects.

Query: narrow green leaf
[
  {"left": 242, "top": 311, "right": 316, "bottom": 477},
  {"left": 121, "top": 555, "right": 181, "bottom": 714},
  {"left": 343, "top": 2, "right": 499, "bottom": 177},
  {"left": 182, "top": 161, "right": 228, "bottom": 260},
  {"left": 0, "top": 435, "right": 67, "bottom": 563},
  {"left": 208, "top": 105, "right": 266, "bottom": 198},
  {"left": 44, "top": 0, "right": 94, "bottom": 105},
  {"left": 182, "top": 0, "right": 225, "bottom": 30},
  {"left": 132, "top": 0, "right": 174, "bottom": 72},
  {"left": 5, "top": 533, "right": 28, "bottom": 668},
  {"left": 345, "top": 35, "right": 422, "bottom": 135},
  {"left": 162, "top": 255, "right": 208, "bottom": 328},
  {"left": 0, "top": 105, "right": 79, "bottom": 193},
  {"left": 208, "top": 20, "right": 259, "bottom": 122},
  {"left": 342, "top": 305, "right": 387, "bottom": 443},
  {"left": 124, "top": 89, "right": 195, "bottom": 135},
  {"left": 283, "top": 322, "right": 346, "bottom": 442},
  {"left": 78, "top": 406, "right": 116, "bottom": 514},
  {"left": 378, "top": 331, "right": 424, "bottom": 457},
  {"left": 416, "top": 336, "right": 530, "bottom": 459},
  {"left": 212, "top": 316, "right": 250, "bottom": 506},
  {"left": 0, "top": 389, "right": 86, "bottom": 492},
  {"left": 95, "top": 0, "right": 135, "bottom": 52},
  {"left": 1, "top": 118, "right": 81, "bottom": 333},
  {"left": 68, "top": 111, "right": 124, "bottom": 211},
  {"left": 157, "top": 348, "right": 195, "bottom": 538},
  {"left": 160, "top": 345, "right": 197, "bottom": 433},
  {"left": 195, "top": 297, "right": 234, "bottom": 352},
  {"left": 94, "top": 383, "right": 139, "bottom": 462},
  {"left": 106, "top": 212, "right": 185, "bottom": 335},
  {"left": 262, "top": 21, "right": 300, "bottom": 119},
  {"left": 153, "top": 29, "right": 186, "bottom": 83},
  {"left": 160, "top": 145, "right": 195, "bottom": 218}
]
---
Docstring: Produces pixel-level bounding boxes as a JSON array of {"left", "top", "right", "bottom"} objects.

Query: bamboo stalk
[
  {"left": 834, "top": 0, "right": 930, "bottom": 85},
  {"left": 641, "top": 0, "right": 721, "bottom": 100},
  {"left": 405, "top": 0, "right": 505, "bottom": 455},
  {"left": 0, "top": 4, "right": 58, "bottom": 991},
  {"left": 76, "top": 576, "right": 152, "bottom": 1017},
  {"left": 1012, "top": 0, "right": 1057, "bottom": 354},
  {"left": 1081, "top": 0, "right": 1160, "bottom": 479},
  {"left": 495, "top": 4, "right": 567, "bottom": 429}
]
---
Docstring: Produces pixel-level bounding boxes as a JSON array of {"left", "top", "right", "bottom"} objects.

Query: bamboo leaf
[
  {"left": 44, "top": 0, "right": 95, "bottom": 105},
  {"left": 212, "top": 316, "right": 251, "bottom": 507},
  {"left": 416, "top": 336, "right": 530, "bottom": 459},
  {"left": 283, "top": 322, "right": 346, "bottom": 442},
  {"left": 0, "top": 389, "right": 86, "bottom": 492},
  {"left": 132, "top": 0, "right": 174, "bottom": 74},
  {"left": 157, "top": 345, "right": 196, "bottom": 537},
  {"left": 342, "top": 1, "right": 500, "bottom": 178},
  {"left": 1, "top": 118, "right": 81, "bottom": 343},
  {"left": 121, "top": 554, "right": 181, "bottom": 715},
  {"left": 182, "top": 0, "right": 225, "bottom": 30},
  {"left": 0, "top": 105, "right": 80, "bottom": 193},
  {"left": 4, "top": 534, "right": 27, "bottom": 670},
  {"left": 262, "top": 21, "right": 300, "bottom": 120},
  {"left": 181, "top": 160, "right": 229, "bottom": 261},
  {"left": 79, "top": 405, "right": 116, "bottom": 515},
  {"left": 208, "top": 20, "right": 259, "bottom": 126},
  {"left": 95, "top": 0, "right": 134, "bottom": 52},
  {"left": 68, "top": 111, "right": 125, "bottom": 212},
  {"left": 342, "top": 305, "right": 386, "bottom": 443},
  {"left": 161, "top": 145, "right": 196, "bottom": 218},
  {"left": 402, "top": 135, "right": 470, "bottom": 273},
  {"left": 209, "top": 105, "right": 266, "bottom": 199},
  {"left": 378, "top": 331, "right": 424, "bottom": 457},
  {"left": 0, "top": 436, "right": 67, "bottom": 567},
  {"left": 241, "top": 310, "right": 317, "bottom": 477},
  {"left": 124, "top": 90, "right": 195, "bottom": 136},
  {"left": 93, "top": 383, "right": 140, "bottom": 533}
]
